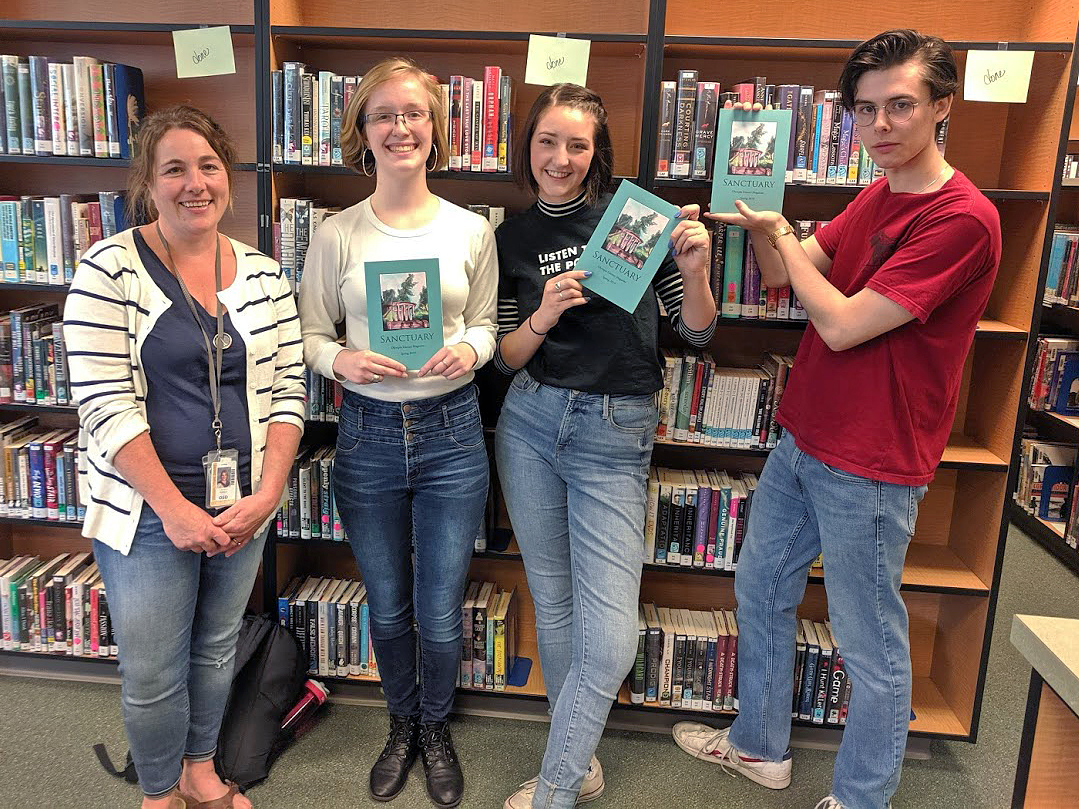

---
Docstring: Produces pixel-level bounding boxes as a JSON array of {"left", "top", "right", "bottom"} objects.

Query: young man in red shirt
[{"left": 672, "top": 29, "right": 1001, "bottom": 809}]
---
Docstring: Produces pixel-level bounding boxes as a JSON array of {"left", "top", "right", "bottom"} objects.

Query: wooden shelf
[
  {"left": 271, "top": 26, "right": 645, "bottom": 44},
  {"left": 612, "top": 675, "right": 967, "bottom": 739},
  {"left": 661, "top": 35, "right": 1073, "bottom": 52},
  {"left": 0, "top": 20, "right": 256, "bottom": 38},
  {"left": 0, "top": 648, "right": 115, "bottom": 664},
  {"left": 1010, "top": 504, "right": 1079, "bottom": 577},
  {"left": 0, "top": 282, "right": 69, "bottom": 292},
  {"left": 652, "top": 433, "right": 1006, "bottom": 470},
  {"left": 0, "top": 155, "right": 257, "bottom": 171},
  {"left": 273, "top": 164, "right": 516, "bottom": 181},
  {"left": 652, "top": 178, "right": 1050, "bottom": 201},
  {"left": 0, "top": 402, "right": 77, "bottom": 414},
  {"left": 0, "top": 516, "right": 83, "bottom": 528},
  {"left": 702, "top": 317, "right": 1025, "bottom": 339}
]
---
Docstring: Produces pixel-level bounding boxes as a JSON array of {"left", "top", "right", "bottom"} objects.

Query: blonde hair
[
  {"left": 341, "top": 57, "right": 449, "bottom": 175},
  {"left": 126, "top": 105, "right": 235, "bottom": 224}
]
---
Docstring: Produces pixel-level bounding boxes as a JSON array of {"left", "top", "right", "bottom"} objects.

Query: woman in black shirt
[{"left": 495, "top": 83, "right": 717, "bottom": 809}]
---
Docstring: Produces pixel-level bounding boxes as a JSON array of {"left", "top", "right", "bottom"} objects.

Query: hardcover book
[
  {"left": 710, "top": 107, "right": 792, "bottom": 215},
  {"left": 364, "top": 258, "right": 443, "bottom": 370},
  {"left": 578, "top": 180, "right": 680, "bottom": 313}
]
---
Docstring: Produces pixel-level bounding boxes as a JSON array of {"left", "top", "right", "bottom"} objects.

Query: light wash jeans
[
  {"left": 728, "top": 431, "right": 928, "bottom": 809},
  {"left": 94, "top": 504, "right": 267, "bottom": 797},
  {"left": 495, "top": 368, "right": 658, "bottom": 809},
  {"left": 333, "top": 383, "right": 489, "bottom": 723}
]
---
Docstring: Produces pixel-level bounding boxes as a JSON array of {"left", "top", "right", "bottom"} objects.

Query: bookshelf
[
  {"left": 1011, "top": 65, "right": 1079, "bottom": 576},
  {"left": 1, "top": 0, "right": 1077, "bottom": 751}
]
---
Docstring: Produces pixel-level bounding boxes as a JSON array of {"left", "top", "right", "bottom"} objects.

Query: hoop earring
[
  {"left": 360, "top": 147, "right": 374, "bottom": 177},
  {"left": 426, "top": 141, "right": 439, "bottom": 172}
]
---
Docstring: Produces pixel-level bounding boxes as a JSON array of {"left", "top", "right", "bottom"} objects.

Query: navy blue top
[{"left": 135, "top": 229, "right": 252, "bottom": 507}]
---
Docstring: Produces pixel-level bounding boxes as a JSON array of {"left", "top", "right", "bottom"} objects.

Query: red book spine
[
  {"left": 482, "top": 66, "right": 501, "bottom": 172},
  {"left": 89, "top": 585, "right": 99, "bottom": 654},
  {"left": 687, "top": 360, "right": 706, "bottom": 440}
]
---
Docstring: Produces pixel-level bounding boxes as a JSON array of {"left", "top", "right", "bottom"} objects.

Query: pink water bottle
[{"left": 281, "top": 679, "right": 329, "bottom": 735}]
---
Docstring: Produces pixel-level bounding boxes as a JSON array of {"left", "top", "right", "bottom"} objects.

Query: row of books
[
  {"left": 628, "top": 605, "right": 851, "bottom": 725},
  {"left": 0, "top": 192, "right": 128, "bottom": 285},
  {"left": 1, "top": 54, "right": 144, "bottom": 159},
  {"left": 1043, "top": 225, "right": 1079, "bottom": 307},
  {"left": 1027, "top": 336, "right": 1079, "bottom": 415},
  {"left": 0, "top": 304, "right": 70, "bottom": 406},
  {"left": 1014, "top": 437, "right": 1077, "bottom": 527},
  {"left": 1062, "top": 153, "right": 1079, "bottom": 181},
  {"left": 276, "top": 576, "right": 520, "bottom": 691},
  {"left": 644, "top": 467, "right": 755, "bottom": 570},
  {"left": 460, "top": 580, "right": 518, "bottom": 691},
  {"left": 709, "top": 220, "right": 818, "bottom": 320},
  {"left": 274, "top": 199, "right": 505, "bottom": 288},
  {"left": 657, "top": 351, "right": 795, "bottom": 449},
  {"left": 272, "top": 64, "right": 513, "bottom": 174},
  {"left": 0, "top": 417, "right": 83, "bottom": 522},
  {"left": 276, "top": 443, "right": 344, "bottom": 541},
  {"left": 654, "top": 73, "right": 898, "bottom": 186},
  {"left": 305, "top": 369, "right": 343, "bottom": 423},
  {"left": 0, "top": 552, "right": 113, "bottom": 657}
]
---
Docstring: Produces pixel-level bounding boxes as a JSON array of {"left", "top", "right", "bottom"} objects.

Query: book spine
[
  {"left": 722, "top": 226, "right": 744, "bottom": 317},
  {"left": 482, "top": 66, "right": 500, "bottom": 171},
  {"left": 283, "top": 63, "right": 302, "bottom": 164},
  {"left": 449, "top": 76, "right": 463, "bottom": 170},
  {"left": 691, "top": 82, "right": 719, "bottom": 179},
  {"left": 498, "top": 75, "right": 512, "bottom": 172},
  {"left": 654, "top": 81, "right": 677, "bottom": 178},
  {"left": 17, "top": 62, "right": 34, "bottom": 154},
  {"left": 87, "top": 63, "right": 108, "bottom": 157},
  {"left": 300, "top": 73, "right": 314, "bottom": 165},
  {"left": 671, "top": 70, "right": 698, "bottom": 178},
  {"left": 47, "top": 62, "right": 66, "bottom": 156},
  {"left": 271, "top": 70, "right": 283, "bottom": 164},
  {"left": 102, "top": 63, "right": 120, "bottom": 158},
  {"left": 2, "top": 57, "right": 21, "bottom": 154},
  {"left": 471, "top": 79, "right": 483, "bottom": 171},
  {"left": 29, "top": 56, "right": 52, "bottom": 155},
  {"left": 461, "top": 77, "right": 472, "bottom": 171},
  {"left": 318, "top": 71, "right": 332, "bottom": 166},
  {"left": 330, "top": 75, "right": 344, "bottom": 166}
]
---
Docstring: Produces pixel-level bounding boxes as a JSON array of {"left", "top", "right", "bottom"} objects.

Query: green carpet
[{"left": 1, "top": 523, "right": 1075, "bottom": 809}]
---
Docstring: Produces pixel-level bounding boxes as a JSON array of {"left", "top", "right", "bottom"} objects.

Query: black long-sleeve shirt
[{"left": 494, "top": 192, "right": 716, "bottom": 394}]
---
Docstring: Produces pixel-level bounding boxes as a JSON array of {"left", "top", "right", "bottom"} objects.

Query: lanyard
[{"left": 155, "top": 223, "right": 227, "bottom": 451}]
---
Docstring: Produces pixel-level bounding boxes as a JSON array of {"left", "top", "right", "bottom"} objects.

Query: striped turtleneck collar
[{"left": 537, "top": 191, "right": 588, "bottom": 218}]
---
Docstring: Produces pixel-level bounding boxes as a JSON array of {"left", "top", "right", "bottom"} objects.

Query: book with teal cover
[
  {"left": 710, "top": 108, "right": 792, "bottom": 215},
  {"left": 578, "top": 179, "right": 680, "bottom": 313},
  {"left": 364, "top": 258, "right": 443, "bottom": 370}
]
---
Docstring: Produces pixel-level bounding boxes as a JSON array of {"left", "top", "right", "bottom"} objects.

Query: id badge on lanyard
[{"left": 156, "top": 223, "right": 240, "bottom": 509}]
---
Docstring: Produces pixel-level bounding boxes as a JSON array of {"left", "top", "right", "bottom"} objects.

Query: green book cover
[
  {"left": 721, "top": 225, "right": 744, "bottom": 318},
  {"left": 579, "top": 179, "right": 680, "bottom": 313},
  {"left": 364, "top": 258, "right": 443, "bottom": 370},
  {"left": 674, "top": 356, "right": 696, "bottom": 440},
  {"left": 710, "top": 107, "right": 792, "bottom": 215}
]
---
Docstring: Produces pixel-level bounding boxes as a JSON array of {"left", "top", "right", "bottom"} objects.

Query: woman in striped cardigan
[{"left": 64, "top": 106, "right": 305, "bottom": 809}]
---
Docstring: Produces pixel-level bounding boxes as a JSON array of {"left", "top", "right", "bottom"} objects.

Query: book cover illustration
[
  {"left": 710, "top": 107, "right": 792, "bottom": 215},
  {"left": 579, "top": 180, "right": 680, "bottom": 313},
  {"left": 364, "top": 258, "right": 443, "bottom": 370}
]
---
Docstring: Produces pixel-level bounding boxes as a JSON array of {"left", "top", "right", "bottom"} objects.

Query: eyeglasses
[
  {"left": 363, "top": 110, "right": 434, "bottom": 127},
  {"left": 852, "top": 99, "right": 920, "bottom": 127}
]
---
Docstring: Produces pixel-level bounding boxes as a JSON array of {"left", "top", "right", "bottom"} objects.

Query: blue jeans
[
  {"left": 495, "top": 369, "right": 658, "bottom": 809},
  {"left": 333, "top": 383, "right": 488, "bottom": 724},
  {"left": 728, "top": 432, "right": 928, "bottom": 809},
  {"left": 94, "top": 504, "right": 267, "bottom": 797}
]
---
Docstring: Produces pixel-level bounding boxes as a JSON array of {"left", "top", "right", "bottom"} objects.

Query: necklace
[{"left": 915, "top": 164, "right": 950, "bottom": 194}]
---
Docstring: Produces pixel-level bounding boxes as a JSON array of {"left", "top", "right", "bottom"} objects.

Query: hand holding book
[
  {"left": 705, "top": 198, "right": 788, "bottom": 239},
  {"left": 530, "top": 270, "right": 593, "bottom": 334},
  {"left": 669, "top": 204, "right": 711, "bottom": 282},
  {"left": 417, "top": 342, "right": 478, "bottom": 379},
  {"left": 331, "top": 348, "right": 408, "bottom": 385}
]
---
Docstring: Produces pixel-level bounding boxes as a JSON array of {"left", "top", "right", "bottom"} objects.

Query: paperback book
[
  {"left": 579, "top": 180, "right": 680, "bottom": 313},
  {"left": 710, "top": 108, "right": 792, "bottom": 215},
  {"left": 364, "top": 259, "right": 443, "bottom": 370}
]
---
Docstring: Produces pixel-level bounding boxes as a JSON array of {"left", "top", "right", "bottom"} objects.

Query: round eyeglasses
[{"left": 852, "top": 99, "right": 920, "bottom": 127}]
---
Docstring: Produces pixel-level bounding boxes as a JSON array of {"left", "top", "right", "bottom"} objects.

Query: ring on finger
[
  {"left": 371, "top": 372, "right": 383, "bottom": 383},
  {"left": 558, "top": 291, "right": 564, "bottom": 301},
  {"left": 555, "top": 281, "right": 562, "bottom": 291}
]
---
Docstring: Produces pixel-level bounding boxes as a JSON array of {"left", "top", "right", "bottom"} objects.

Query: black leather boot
[
  {"left": 419, "top": 720, "right": 464, "bottom": 808},
  {"left": 369, "top": 713, "right": 420, "bottom": 801}
]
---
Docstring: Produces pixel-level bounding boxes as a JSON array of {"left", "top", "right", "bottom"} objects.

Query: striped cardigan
[{"left": 63, "top": 228, "right": 306, "bottom": 554}]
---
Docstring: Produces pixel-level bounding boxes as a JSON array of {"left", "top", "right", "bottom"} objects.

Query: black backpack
[{"left": 96, "top": 612, "right": 308, "bottom": 790}]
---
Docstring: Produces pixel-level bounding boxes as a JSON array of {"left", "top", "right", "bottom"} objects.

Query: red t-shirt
[{"left": 776, "top": 170, "right": 1002, "bottom": 485}]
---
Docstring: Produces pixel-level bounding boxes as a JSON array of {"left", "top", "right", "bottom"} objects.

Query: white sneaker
[
  {"left": 671, "top": 722, "right": 792, "bottom": 790},
  {"left": 503, "top": 756, "right": 605, "bottom": 808},
  {"left": 814, "top": 798, "right": 844, "bottom": 809}
]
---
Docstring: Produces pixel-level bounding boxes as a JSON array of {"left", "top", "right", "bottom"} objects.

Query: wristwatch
[{"left": 767, "top": 224, "right": 796, "bottom": 249}]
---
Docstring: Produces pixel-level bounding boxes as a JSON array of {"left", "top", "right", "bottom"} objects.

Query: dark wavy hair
[
  {"left": 838, "top": 29, "right": 959, "bottom": 110},
  {"left": 512, "top": 82, "right": 613, "bottom": 205}
]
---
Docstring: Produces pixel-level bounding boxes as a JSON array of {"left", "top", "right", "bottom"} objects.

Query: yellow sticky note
[
  {"left": 963, "top": 50, "right": 1034, "bottom": 103},
  {"left": 525, "top": 34, "right": 591, "bottom": 87},
  {"left": 172, "top": 26, "right": 237, "bottom": 79}
]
